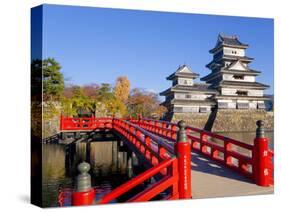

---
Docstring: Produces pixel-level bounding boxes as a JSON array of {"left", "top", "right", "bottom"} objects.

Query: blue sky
[{"left": 41, "top": 4, "right": 274, "bottom": 94}]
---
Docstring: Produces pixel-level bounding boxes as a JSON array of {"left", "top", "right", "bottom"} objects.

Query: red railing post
[
  {"left": 224, "top": 141, "right": 232, "bottom": 165},
  {"left": 171, "top": 125, "right": 177, "bottom": 140},
  {"left": 176, "top": 120, "right": 192, "bottom": 199},
  {"left": 90, "top": 115, "right": 94, "bottom": 128},
  {"left": 253, "top": 120, "right": 270, "bottom": 187},
  {"left": 72, "top": 162, "right": 95, "bottom": 206},
  {"left": 112, "top": 116, "right": 115, "bottom": 129},
  {"left": 138, "top": 114, "right": 142, "bottom": 124},
  {"left": 200, "top": 133, "right": 208, "bottom": 154},
  {"left": 129, "top": 126, "right": 135, "bottom": 142},
  {"left": 136, "top": 129, "right": 141, "bottom": 139}
]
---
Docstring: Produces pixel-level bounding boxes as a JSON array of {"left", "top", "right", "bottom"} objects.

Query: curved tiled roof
[
  {"left": 166, "top": 64, "right": 199, "bottom": 80},
  {"left": 160, "top": 83, "right": 218, "bottom": 96},
  {"left": 167, "top": 72, "right": 199, "bottom": 80},
  {"left": 219, "top": 34, "right": 248, "bottom": 46},
  {"left": 218, "top": 80, "right": 269, "bottom": 88},
  {"left": 210, "top": 34, "right": 249, "bottom": 53}
]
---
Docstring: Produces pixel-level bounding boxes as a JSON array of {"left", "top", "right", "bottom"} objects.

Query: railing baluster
[
  {"left": 200, "top": 133, "right": 208, "bottom": 154},
  {"left": 224, "top": 140, "right": 232, "bottom": 165}
]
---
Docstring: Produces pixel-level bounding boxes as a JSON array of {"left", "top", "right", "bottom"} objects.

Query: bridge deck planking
[{"left": 191, "top": 151, "right": 273, "bottom": 198}]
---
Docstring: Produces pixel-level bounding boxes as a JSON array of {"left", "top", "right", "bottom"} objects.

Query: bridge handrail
[
  {"left": 118, "top": 119, "right": 175, "bottom": 155},
  {"left": 60, "top": 116, "right": 113, "bottom": 131},
  {"left": 132, "top": 118, "right": 274, "bottom": 185},
  {"left": 43, "top": 133, "right": 60, "bottom": 144},
  {"left": 98, "top": 157, "right": 177, "bottom": 204},
  {"left": 112, "top": 118, "right": 191, "bottom": 198},
  {"left": 139, "top": 118, "right": 253, "bottom": 150}
]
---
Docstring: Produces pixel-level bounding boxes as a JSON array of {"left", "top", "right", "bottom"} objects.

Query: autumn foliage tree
[
  {"left": 114, "top": 76, "right": 130, "bottom": 103},
  {"left": 127, "top": 88, "right": 167, "bottom": 119},
  {"left": 99, "top": 83, "right": 127, "bottom": 117},
  {"left": 62, "top": 83, "right": 127, "bottom": 117},
  {"left": 83, "top": 83, "right": 100, "bottom": 99},
  {"left": 40, "top": 58, "right": 168, "bottom": 138},
  {"left": 40, "top": 59, "right": 167, "bottom": 119},
  {"left": 62, "top": 86, "right": 96, "bottom": 116}
]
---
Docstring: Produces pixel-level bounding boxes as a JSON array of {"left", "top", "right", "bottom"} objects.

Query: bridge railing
[
  {"left": 131, "top": 118, "right": 274, "bottom": 186},
  {"left": 112, "top": 118, "right": 191, "bottom": 199},
  {"left": 58, "top": 118, "right": 191, "bottom": 205},
  {"left": 113, "top": 119, "right": 174, "bottom": 162},
  {"left": 60, "top": 115, "right": 113, "bottom": 131},
  {"left": 99, "top": 157, "right": 179, "bottom": 203},
  {"left": 58, "top": 187, "right": 73, "bottom": 207},
  {"left": 98, "top": 118, "right": 180, "bottom": 202},
  {"left": 268, "top": 150, "right": 274, "bottom": 185}
]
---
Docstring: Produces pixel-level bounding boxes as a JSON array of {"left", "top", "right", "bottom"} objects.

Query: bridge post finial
[
  {"left": 256, "top": 120, "right": 265, "bottom": 138},
  {"left": 176, "top": 120, "right": 191, "bottom": 199},
  {"left": 76, "top": 162, "right": 91, "bottom": 192},
  {"left": 71, "top": 162, "right": 95, "bottom": 205},
  {"left": 177, "top": 120, "right": 187, "bottom": 142},
  {"left": 253, "top": 120, "right": 270, "bottom": 187}
]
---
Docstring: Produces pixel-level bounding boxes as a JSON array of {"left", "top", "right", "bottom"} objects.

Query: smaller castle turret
[{"left": 160, "top": 65, "right": 217, "bottom": 118}]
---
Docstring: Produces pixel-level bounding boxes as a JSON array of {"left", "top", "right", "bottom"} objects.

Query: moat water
[{"left": 42, "top": 131, "right": 273, "bottom": 207}]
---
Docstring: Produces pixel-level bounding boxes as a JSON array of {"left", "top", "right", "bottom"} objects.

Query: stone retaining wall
[
  {"left": 172, "top": 113, "right": 210, "bottom": 129},
  {"left": 171, "top": 110, "right": 274, "bottom": 132}
]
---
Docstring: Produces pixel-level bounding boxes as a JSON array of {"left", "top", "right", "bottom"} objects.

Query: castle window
[
  {"left": 236, "top": 90, "right": 248, "bottom": 96},
  {"left": 185, "top": 94, "right": 191, "bottom": 99},
  {"left": 200, "top": 107, "right": 208, "bottom": 113},
  {"left": 233, "top": 75, "right": 244, "bottom": 80},
  {"left": 237, "top": 103, "right": 249, "bottom": 109}
]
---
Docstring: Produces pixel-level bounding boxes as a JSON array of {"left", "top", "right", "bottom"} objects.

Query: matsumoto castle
[{"left": 160, "top": 34, "right": 270, "bottom": 116}]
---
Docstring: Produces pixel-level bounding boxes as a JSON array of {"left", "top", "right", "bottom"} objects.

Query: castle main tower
[{"left": 201, "top": 34, "right": 269, "bottom": 109}]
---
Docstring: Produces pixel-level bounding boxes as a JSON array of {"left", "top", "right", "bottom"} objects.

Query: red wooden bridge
[{"left": 58, "top": 115, "right": 274, "bottom": 206}]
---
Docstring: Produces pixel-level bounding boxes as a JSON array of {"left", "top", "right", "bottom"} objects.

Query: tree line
[{"left": 33, "top": 58, "right": 167, "bottom": 119}]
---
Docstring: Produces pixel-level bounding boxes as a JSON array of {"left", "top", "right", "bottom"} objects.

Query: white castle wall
[
  {"left": 178, "top": 78, "right": 194, "bottom": 86},
  {"left": 223, "top": 47, "right": 245, "bottom": 57},
  {"left": 174, "top": 93, "right": 210, "bottom": 100},
  {"left": 217, "top": 99, "right": 265, "bottom": 109},
  {"left": 173, "top": 104, "right": 211, "bottom": 113},
  {"left": 223, "top": 74, "right": 255, "bottom": 82},
  {"left": 221, "top": 88, "right": 264, "bottom": 96}
]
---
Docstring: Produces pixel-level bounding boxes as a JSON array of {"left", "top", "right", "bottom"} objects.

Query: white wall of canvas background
[{"left": 0, "top": 0, "right": 280, "bottom": 211}]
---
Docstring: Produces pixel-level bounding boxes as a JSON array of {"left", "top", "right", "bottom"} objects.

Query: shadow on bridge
[
  {"left": 191, "top": 151, "right": 251, "bottom": 183},
  {"left": 190, "top": 151, "right": 273, "bottom": 199}
]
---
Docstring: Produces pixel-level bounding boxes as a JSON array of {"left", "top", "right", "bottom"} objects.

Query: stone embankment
[{"left": 172, "top": 109, "right": 273, "bottom": 132}]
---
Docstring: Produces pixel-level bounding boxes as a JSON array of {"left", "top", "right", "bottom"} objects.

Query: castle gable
[
  {"left": 227, "top": 60, "right": 248, "bottom": 71},
  {"left": 177, "top": 65, "right": 194, "bottom": 74}
]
